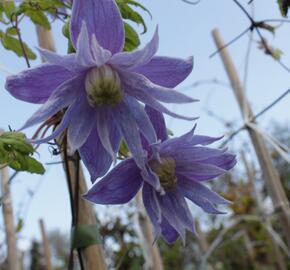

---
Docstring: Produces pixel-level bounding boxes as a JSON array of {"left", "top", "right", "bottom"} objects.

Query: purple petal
[
  {"left": 91, "top": 34, "right": 112, "bottom": 65},
  {"left": 112, "top": 102, "right": 147, "bottom": 172},
  {"left": 79, "top": 122, "right": 121, "bottom": 182},
  {"left": 20, "top": 74, "right": 84, "bottom": 130},
  {"left": 202, "top": 153, "right": 237, "bottom": 171},
  {"left": 5, "top": 64, "right": 74, "bottom": 104},
  {"left": 125, "top": 96, "right": 157, "bottom": 145},
  {"left": 145, "top": 106, "right": 168, "bottom": 142},
  {"left": 67, "top": 94, "right": 96, "bottom": 152},
  {"left": 121, "top": 70, "right": 197, "bottom": 104},
  {"left": 178, "top": 177, "right": 228, "bottom": 214},
  {"left": 160, "top": 217, "right": 180, "bottom": 244},
  {"left": 158, "top": 191, "right": 195, "bottom": 242},
  {"left": 84, "top": 158, "right": 142, "bottom": 204},
  {"left": 75, "top": 22, "right": 98, "bottom": 67},
  {"left": 110, "top": 28, "right": 158, "bottom": 69},
  {"left": 30, "top": 97, "right": 80, "bottom": 144},
  {"left": 176, "top": 162, "right": 227, "bottom": 181},
  {"left": 37, "top": 48, "right": 81, "bottom": 72},
  {"left": 71, "top": 0, "right": 124, "bottom": 54},
  {"left": 132, "top": 56, "right": 193, "bottom": 88},
  {"left": 96, "top": 108, "right": 116, "bottom": 161},
  {"left": 142, "top": 183, "right": 162, "bottom": 238}
]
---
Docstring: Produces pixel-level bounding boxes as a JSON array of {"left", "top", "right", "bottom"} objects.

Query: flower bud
[
  {"left": 85, "top": 65, "right": 123, "bottom": 107},
  {"left": 150, "top": 157, "right": 177, "bottom": 192}
]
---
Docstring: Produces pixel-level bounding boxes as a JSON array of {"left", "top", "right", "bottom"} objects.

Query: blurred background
[{"left": 1, "top": 0, "right": 290, "bottom": 269}]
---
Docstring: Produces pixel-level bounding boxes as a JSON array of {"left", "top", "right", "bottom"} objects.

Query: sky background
[{"left": 1, "top": 0, "right": 290, "bottom": 253}]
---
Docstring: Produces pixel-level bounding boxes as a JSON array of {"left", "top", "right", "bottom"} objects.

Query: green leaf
[
  {"left": 278, "top": 0, "right": 290, "bottom": 16},
  {"left": 71, "top": 225, "right": 101, "bottom": 249},
  {"left": 2, "top": 0, "right": 15, "bottom": 20},
  {"left": 0, "top": 132, "right": 45, "bottom": 175},
  {"left": 6, "top": 27, "right": 17, "bottom": 36},
  {"left": 16, "top": 219, "right": 24, "bottom": 233},
  {"left": 124, "top": 22, "right": 140, "bottom": 51},
  {"left": 25, "top": 9, "right": 51, "bottom": 29},
  {"left": 116, "top": 0, "right": 150, "bottom": 34},
  {"left": 0, "top": 30, "right": 37, "bottom": 60}
]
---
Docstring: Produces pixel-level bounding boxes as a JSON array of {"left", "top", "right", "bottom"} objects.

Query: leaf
[
  {"left": 116, "top": 0, "right": 150, "bottom": 34},
  {"left": 278, "top": 0, "right": 290, "bottom": 16},
  {"left": 2, "top": 0, "right": 15, "bottom": 20},
  {"left": 25, "top": 9, "right": 51, "bottom": 30},
  {"left": 71, "top": 225, "right": 101, "bottom": 249},
  {"left": 124, "top": 22, "right": 140, "bottom": 51},
  {"left": 0, "top": 30, "right": 37, "bottom": 60},
  {"left": 0, "top": 132, "right": 45, "bottom": 175}
]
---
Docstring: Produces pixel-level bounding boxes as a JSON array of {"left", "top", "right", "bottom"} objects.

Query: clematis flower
[
  {"left": 84, "top": 108, "right": 237, "bottom": 243},
  {"left": 5, "top": 0, "right": 196, "bottom": 182}
]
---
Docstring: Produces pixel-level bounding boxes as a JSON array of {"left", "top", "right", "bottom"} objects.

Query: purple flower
[
  {"left": 84, "top": 108, "right": 237, "bottom": 243},
  {"left": 5, "top": 0, "right": 196, "bottom": 182}
]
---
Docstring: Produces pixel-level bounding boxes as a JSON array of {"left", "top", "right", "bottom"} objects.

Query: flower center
[
  {"left": 150, "top": 157, "right": 177, "bottom": 192},
  {"left": 85, "top": 66, "right": 123, "bottom": 107}
]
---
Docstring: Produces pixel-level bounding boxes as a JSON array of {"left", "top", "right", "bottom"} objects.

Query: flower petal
[
  {"left": 202, "top": 153, "right": 237, "bottom": 171},
  {"left": 178, "top": 177, "right": 228, "bottom": 214},
  {"left": 112, "top": 102, "right": 147, "bottom": 171},
  {"left": 71, "top": 0, "right": 124, "bottom": 54},
  {"left": 160, "top": 217, "right": 180, "bottom": 244},
  {"left": 5, "top": 64, "right": 75, "bottom": 104},
  {"left": 121, "top": 70, "right": 197, "bottom": 104},
  {"left": 176, "top": 162, "right": 227, "bottom": 181},
  {"left": 79, "top": 122, "right": 121, "bottom": 182},
  {"left": 84, "top": 158, "right": 142, "bottom": 204},
  {"left": 67, "top": 94, "right": 96, "bottom": 152},
  {"left": 145, "top": 106, "right": 168, "bottom": 142},
  {"left": 110, "top": 28, "right": 158, "bottom": 69},
  {"left": 20, "top": 74, "right": 85, "bottom": 130},
  {"left": 125, "top": 96, "right": 157, "bottom": 145},
  {"left": 132, "top": 56, "right": 193, "bottom": 88}
]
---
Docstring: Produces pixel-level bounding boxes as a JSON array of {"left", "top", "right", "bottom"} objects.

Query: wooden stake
[
  {"left": 35, "top": 26, "right": 107, "bottom": 270},
  {"left": 0, "top": 129, "right": 20, "bottom": 270},
  {"left": 39, "top": 219, "right": 53, "bottom": 270},
  {"left": 212, "top": 29, "right": 290, "bottom": 245},
  {"left": 136, "top": 192, "right": 164, "bottom": 270}
]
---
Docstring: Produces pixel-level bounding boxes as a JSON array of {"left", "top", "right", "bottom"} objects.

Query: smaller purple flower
[{"left": 84, "top": 109, "right": 236, "bottom": 243}]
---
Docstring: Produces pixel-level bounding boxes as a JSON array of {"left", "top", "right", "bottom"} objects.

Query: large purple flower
[
  {"left": 84, "top": 108, "right": 237, "bottom": 243},
  {"left": 5, "top": 0, "right": 195, "bottom": 181}
]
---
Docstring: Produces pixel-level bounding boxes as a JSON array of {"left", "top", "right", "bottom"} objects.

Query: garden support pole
[
  {"left": 35, "top": 26, "right": 107, "bottom": 270},
  {"left": 212, "top": 29, "right": 290, "bottom": 245},
  {"left": 0, "top": 129, "right": 20, "bottom": 270},
  {"left": 39, "top": 219, "right": 53, "bottom": 270}
]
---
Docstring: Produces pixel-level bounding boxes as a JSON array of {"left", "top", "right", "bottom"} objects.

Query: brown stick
[
  {"left": 0, "top": 129, "right": 20, "bottom": 270},
  {"left": 35, "top": 26, "right": 107, "bottom": 270},
  {"left": 212, "top": 29, "right": 290, "bottom": 245},
  {"left": 136, "top": 192, "right": 164, "bottom": 270},
  {"left": 39, "top": 219, "right": 53, "bottom": 270}
]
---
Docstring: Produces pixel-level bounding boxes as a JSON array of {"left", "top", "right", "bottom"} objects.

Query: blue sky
[{"left": 1, "top": 0, "right": 290, "bottom": 251}]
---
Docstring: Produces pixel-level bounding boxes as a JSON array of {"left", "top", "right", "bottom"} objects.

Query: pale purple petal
[
  {"left": 76, "top": 22, "right": 98, "bottom": 67},
  {"left": 30, "top": 98, "right": 80, "bottom": 144},
  {"left": 110, "top": 28, "right": 158, "bottom": 69},
  {"left": 37, "top": 48, "right": 82, "bottom": 72},
  {"left": 20, "top": 74, "right": 84, "bottom": 130},
  {"left": 84, "top": 159, "right": 142, "bottom": 204},
  {"left": 112, "top": 102, "right": 147, "bottom": 171},
  {"left": 176, "top": 162, "right": 227, "bottom": 181},
  {"left": 145, "top": 106, "right": 168, "bottom": 142},
  {"left": 91, "top": 34, "right": 112, "bottom": 65},
  {"left": 5, "top": 64, "right": 74, "bottom": 104},
  {"left": 178, "top": 177, "right": 227, "bottom": 214},
  {"left": 160, "top": 217, "right": 180, "bottom": 244},
  {"left": 132, "top": 56, "right": 193, "bottom": 88},
  {"left": 67, "top": 94, "right": 96, "bottom": 152},
  {"left": 125, "top": 96, "right": 157, "bottom": 145},
  {"left": 201, "top": 153, "right": 237, "bottom": 171},
  {"left": 96, "top": 108, "right": 116, "bottom": 161},
  {"left": 71, "top": 0, "right": 124, "bottom": 54},
  {"left": 142, "top": 183, "right": 162, "bottom": 237},
  {"left": 121, "top": 70, "right": 197, "bottom": 104},
  {"left": 79, "top": 123, "right": 121, "bottom": 182}
]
